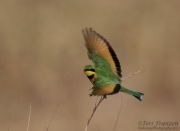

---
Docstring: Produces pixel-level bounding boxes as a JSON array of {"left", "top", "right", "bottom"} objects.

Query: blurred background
[{"left": 0, "top": 0, "right": 179, "bottom": 131}]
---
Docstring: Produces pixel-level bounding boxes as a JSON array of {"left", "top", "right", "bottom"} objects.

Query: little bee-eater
[{"left": 82, "top": 28, "right": 144, "bottom": 101}]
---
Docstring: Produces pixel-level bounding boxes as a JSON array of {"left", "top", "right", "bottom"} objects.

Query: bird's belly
[{"left": 93, "top": 84, "right": 119, "bottom": 95}]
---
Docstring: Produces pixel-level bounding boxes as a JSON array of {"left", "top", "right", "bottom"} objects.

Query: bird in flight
[{"left": 82, "top": 28, "right": 144, "bottom": 101}]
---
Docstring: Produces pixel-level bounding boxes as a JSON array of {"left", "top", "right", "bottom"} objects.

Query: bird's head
[{"left": 84, "top": 65, "right": 96, "bottom": 84}]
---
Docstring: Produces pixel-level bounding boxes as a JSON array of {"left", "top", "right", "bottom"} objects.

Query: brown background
[{"left": 0, "top": 0, "right": 179, "bottom": 131}]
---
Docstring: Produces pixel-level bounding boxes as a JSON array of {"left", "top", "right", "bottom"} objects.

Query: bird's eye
[{"left": 89, "top": 68, "right": 95, "bottom": 72}]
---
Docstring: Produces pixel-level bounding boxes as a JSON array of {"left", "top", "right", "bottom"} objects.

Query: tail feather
[
  {"left": 133, "top": 92, "right": 144, "bottom": 101},
  {"left": 120, "top": 86, "right": 144, "bottom": 101}
]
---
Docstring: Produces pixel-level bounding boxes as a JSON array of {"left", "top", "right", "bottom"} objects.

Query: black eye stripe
[
  {"left": 84, "top": 68, "right": 95, "bottom": 72},
  {"left": 90, "top": 68, "right": 95, "bottom": 72}
]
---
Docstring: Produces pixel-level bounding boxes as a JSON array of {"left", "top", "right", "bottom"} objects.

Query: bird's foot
[{"left": 103, "top": 95, "right": 107, "bottom": 99}]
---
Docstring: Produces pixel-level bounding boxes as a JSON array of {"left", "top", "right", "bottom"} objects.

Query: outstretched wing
[{"left": 82, "top": 28, "right": 122, "bottom": 80}]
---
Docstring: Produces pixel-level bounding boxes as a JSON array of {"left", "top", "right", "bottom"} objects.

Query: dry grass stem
[
  {"left": 27, "top": 103, "right": 31, "bottom": 131},
  {"left": 46, "top": 102, "right": 60, "bottom": 131},
  {"left": 84, "top": 96, "right": 106, "bottom": 131},
  {"left": 122, "top": 69, "right": 149, "bottom": 81},
  {"left": 112, "top": 94, "right": 122, "bottom": 131}
]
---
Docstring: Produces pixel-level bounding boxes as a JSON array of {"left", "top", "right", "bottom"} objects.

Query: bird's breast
[{"left": 93, "top": 84, "right": 121, "bottom": 95}]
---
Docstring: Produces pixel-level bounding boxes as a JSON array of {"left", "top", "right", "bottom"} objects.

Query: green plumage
[
  {"left": 83, "top": 28, "right": 144, "bottom": 101},
  {"left": 94, "top": 67, "right": 119, "bottom": 87}
]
